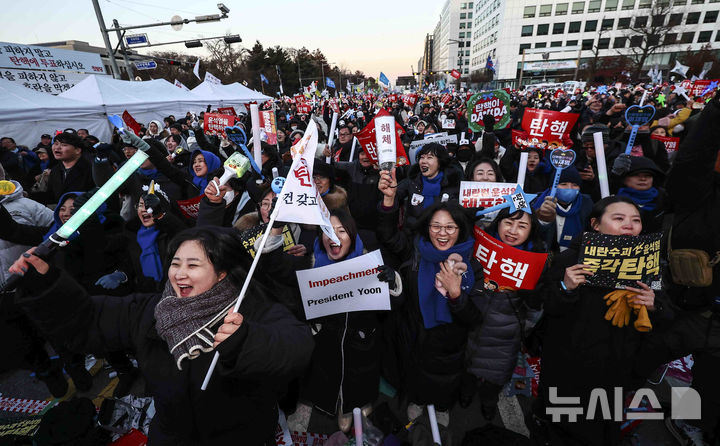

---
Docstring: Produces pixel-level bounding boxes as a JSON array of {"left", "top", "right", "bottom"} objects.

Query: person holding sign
[
  {"left": 378, "top": 172, "right": 480, "bottom": 426},
  {"left": 8, "top": 227, "right": 313, "bottom": 445},
  {"left": 537, "top": 196, "right": 669, "bottom": 445}
]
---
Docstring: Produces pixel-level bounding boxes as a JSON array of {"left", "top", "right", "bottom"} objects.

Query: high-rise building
[
  {"left": 429, "top": 0, "right": 475, "bottom": 81},
  {"left": 469, "top": 0, "right": 720, "bottom": 86}
]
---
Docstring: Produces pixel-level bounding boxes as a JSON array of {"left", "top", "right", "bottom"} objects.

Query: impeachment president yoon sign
[{"left": 296, "top": 250, "right": 390, "bottom": 320}]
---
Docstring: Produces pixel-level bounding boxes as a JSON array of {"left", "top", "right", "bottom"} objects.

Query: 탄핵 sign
[{"left": 296, "top": 250, "right": 391, "bottom": 320}]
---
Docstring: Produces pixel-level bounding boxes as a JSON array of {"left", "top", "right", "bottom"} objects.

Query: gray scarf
[{"left": 154, "top": 279, "right": 239, "bottom": 370}]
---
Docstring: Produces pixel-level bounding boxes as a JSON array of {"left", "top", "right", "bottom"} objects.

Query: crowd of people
[{"left": 1, "top": 83, "right": 719, "bottom": 446}]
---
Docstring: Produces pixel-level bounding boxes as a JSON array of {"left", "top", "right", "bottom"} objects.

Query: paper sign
[
  {"left": 121, "top": 110, "right": 142, "bottom": 136},
  {"left": 356, "top": 109, "right": 408, "bottom": 166},
  {"left": 203, "top": 113, "right": 235, "bottom": 137},
  {"left": 259, "top": 110, "right": 278, "bottom": 145},
  {"left": 680, "top": 79, "right": 720, "bottom": 98},
  {"left": 176, "top": 195, "right": 203, "bottom": 219},
  {"left": 579, "top": 232, "right": 662, "bottom": 290},
  {"left": 450, "top": 69, "right": 461, "bottom": 79},
  {"left": 407, "top": 133, "right": 457, "bottom": 165},
  {"left": 217, "top": 106, "right": 236, "bottom": 116},
  {"left": 297, "top": 103, "right": 312, "bottom": 114},
  {"left": 402, "top": 93, "right": 418, "bottom": 108},
  {"left": 239, "top": 224, "right": 295, "bottom": 258},
  {"left": 442, "top": 119, "right": 456, "bottom": 129},
  {"left": 440, "top": 93, "right": 452, "bottom": 105},
  {"left": 651, "top": 134, "right": 680, "bottom": 153},
  {"left": 521, "top": 108, "right": 579, "bottom": 142},
  {"left": 296, "top": 250, "right": 390, "bottom": 320},
  {"left": 466, "top": 89, "right": 512, "bottom": 132},
  {"left": 473, "top": 227, "right": 548, "bottom": 290},
  {"left": 460, "top": 181, "right": 518, "bottom": 208}
]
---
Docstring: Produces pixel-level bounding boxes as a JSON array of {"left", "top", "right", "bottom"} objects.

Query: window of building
[
  {"left": 686, "top": 12, "right": 700, "bottom": 23},
  {"left": 588, "top": 0, "right": 601, "bottom": 12},
  {"left": 521, "top": 25, "right": 534, "bottom": 36},
  {"left": 572, "top": 1, "right": 586, "bottom": 13},
  {"left": 605, "top": 0, "right": 619, "bottom": 10},
  {"left": 540, "top": 4, "right": 553, "bottom": 16},
  {"left": 597, "top": 37, "right": 610, "bottom": 48},
  {"left": 630, "top": 35, "right": 643, "bottom": 46},
  {"left": 569, "top": 21, "right": 581, "bottom": 32},
  {"left": 622, "top": 0, "right": 635, "bottom": 9},
  {"left": 664, "top": 33, "right": 677, "bottom": 43},
  {"left": 657, "top": 0, "right": 670, "bottom": 6},
  {"left": 460, "top": 12, "right": 466, "bottom": 19},
  {"left": 717, "top": 30, "right": 720, "bottom": 40},
  {"left": 536, "top": 42, "right": 547, "bottom": 48},
  {"left": 519, "top": 43, "right": 531, "bottom": 54},
  {"left": 551, "top": 40, "right": 563, "bottom": 47},
  {"left": 698, "top": 30, "right": 713, "bottom": 42},
  {"left": 602, "top": 18, "right": 615, "bottom": 29},
  {"left": 613, "top": 36, "right": 627, "bottom": 47},
  {"left": 585, "top": 20, "right": 598, "bottom": 31},
  {"left": 553, "top": 22, "right": 566, "bottom": 33},
  {"left": 465, "top": 50, "right": 470, "bottom": 56},
  {"left": 635, "top": 16, "right": 648, "bottom": 27},
  {"left": 467, "top": 21, "right": 472, "bottom": 28},
  {"left": 652, "top": 15, "right": 665, "bottom": 26},
  {"left": 460, "top": 22, "right": 466, "bottom": 29},
  {"left": 459, "top": 32, "right": 465, "bottom": 38},
  {"left": 538, "top": 23, "right": 550, "bottom": 35},
  {"left": 582, "top": 39, "right": 594, "bottom": 49},
  {"left": 566, "top": 39, "right": 579, "bottom": 46},
  {"left": 524, "top": 5, "right": 537, "bottom": 17},
  {"left": 638, "top": 0, "right": 652, "bottom": 7},
  {"left": 668, "top": 13, "right": 683, "bottom": 25},
  {"left": 556, "top": 3, "right": 569, "bottom": 14},
  {"left": 690, "top": 0, "right": 704, "bottom": 4},
  {"left": 647, "top": 34, "right": 660, "bottom": 45},
  {"left": 618, "top": 17, "right": 631, "bottom": 28},
  {"left": 468, "top": 12, "right": 473, "bottom": 18},
  {"left": 704, "top": 10, "right": 718, "bottom": 22},
  {"left": 680, "top": 32, "right": 695, "bottom": 43}
]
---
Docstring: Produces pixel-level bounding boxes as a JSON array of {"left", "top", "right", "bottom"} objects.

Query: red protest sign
[
  {"left": 388, "top": 93, "right": 398, "bottom": 103},
  {"left": 259, "top": 110, "right": 278, "bottom": 145},
  {"left": 176, "top": 195, "right": 203, "bottom": 219},
  {"left": 203, "top": 113, "right": 234, "bottom": 137},
  {"left": 521, "top": 108, "right": 579, "bottom": 142},
  {"left": 459, "top": 181, "right": 518, "bottom": 208},
  {"left": 293, "top": 94, "right": 305, "bottom": 103},
  {"left": 329, "top": 99, "right": 340, "bottom": 114},
  {"left": 473, "top": 227, "right": 548, "bottom": 290},
  {"left": 680, "top": 79, "right": 720, "bottom": 98},
  {"left": 217, "top": 106, "right": 236, "bottom": 116},
  {"left": 511, "top": 129, "right": 528, "bottom": 146},
  {"left": 356, "top": 109, "right": 408, "bottom": 166},
  {"left": 121, "top": 110, "right": 142, "bottom": 136},
  {"left": 651, "top": 134, "right": 680, "bottom": 153},
  {"left": 450, "top": 69, "right": 461, "bottom": 79},
  {"left": 440, "top": 93, "right": 452, "bottom": 105},
  {"left": 402, "top": 93, "right": 418, "bottom": 108},
  {"left": 297, "top": 103, "right": 312, "bottom": 114}
]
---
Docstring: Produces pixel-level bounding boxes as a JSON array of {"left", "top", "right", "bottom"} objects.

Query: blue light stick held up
[
  {"left": 548, "top": 148, "right": 576, "bottom": 197},
  {"left": 622, "top": 104, "right": 655, "bottom": 155}
]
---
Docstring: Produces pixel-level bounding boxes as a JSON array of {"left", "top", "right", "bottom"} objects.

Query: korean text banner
[
  {"left": 460, "top": 181, "right": 518, "bottom": 209},
  {"left": 217, "top": 106, "right": 236, "bottom": 116},
  {"left": 578, "top": 232, "right": 662, "bottom": 290},
  {"left": 465, "top": 89, "right": 512, "bottom": 132},
  {"left": 650, "top": 134, "right": 680, "bottom": 153},
  {"left": 296, "top": 250, "right": 390, "bottom": 320},
  {"left": 0, "top": 42, "right": 106, "bottom": 75},
  {"left": 521, "top": 108, "right": 579, "bottom": 143},
  {"left": 259, "top": 110, "right": 278, "bottom": 145},
  {"left": 356, "top": 108, "right": 408, "bottom": 166},
  {"left": 0, "top": 69, "right": 90, "bottom": 94},
  {"left": 239, "top": 224, "right": 295, "bottom": 258},
  {"left": 473, "top": 227, "right": 548, "bottom": 290},
  {"left": 203, "top": 113, "right": 235, "bottom": 137}
]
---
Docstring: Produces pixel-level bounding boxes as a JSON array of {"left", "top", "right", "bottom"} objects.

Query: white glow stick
[
  {"left": 516, "top": 152, "right": 529, "bottom": 188},
  {"left": 639, "top": 90, "right": 648, "bottom": 106},
  {"left": 325, "top": 112, "right": 339, "bottom": 163},
  {"left": 427, "top": 404, "right": 442, "bottom": 445},
  {"left": 593, "top": 132, "right": 610, "bottom": 198},
  {"left": 353, "top": 408, "right": 363, "bottom": 446},
  {"left": 348, "top": 137, "right": 357, "bottom": 161},
  {"left": 250, "top": 104, "right": 263, "bottom": 169}
]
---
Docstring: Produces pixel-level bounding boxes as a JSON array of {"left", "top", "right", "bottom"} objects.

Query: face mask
[
  {"left": 456, "top": 149, "right": 472, "bottom": 162},
  {"left": 291, "top": 125, "right": 297, "bottom": 130},
  {"left": 440, "top": 114, "right": 447, "bottom": 120},
  {"left": 556, "top": 188, "right": 579, "bottom": 204}
]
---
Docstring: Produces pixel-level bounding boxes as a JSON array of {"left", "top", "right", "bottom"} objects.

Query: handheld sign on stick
[
  {"left": 374, "top": 115, "right": 397, "bottom": 171},
  {"left": 476, "top": 185, "right": 537, "bottom": 217},
  {"left": 325, "top": 112, "right": 339, "bottom": 163},
  {"left": 623, "top": 105, "right": 655, "bottom": 155},
  {"left": 549, "top": 147, "right": 576, "bottom": 197},
  {"left": 593, "top": 132, "right": 611, "bottom": 198}
]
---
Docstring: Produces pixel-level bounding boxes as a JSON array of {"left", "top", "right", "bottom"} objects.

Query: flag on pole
[
  {"left": 379, "top": 72, "right": 390, "bottom": 86},
  {"left": 193, "top": 59, "right": 201, "bottom": 80},
  {"left": 326, "top": 77, "right": 336, "bottom": 89},
  {"left": 260, "top": 73, "right": 269, "bottom": 84},
  {"left": 174, "top": 79, "right": 190, "bottom": 91},
  {"left": 670, "top": 61, "right": 689, "bottom": 78},
  {"left": 699, "top": 61, "right": 713, "bottom": 80},
  {"left": 205, "top": 71, "right": 222, "bottom": 85},
  {"left": 346, "top": 79, "right": 351, "bottom": 92},
  {"left": 277, "top": 120, "right": 339, "bottom": 244},
  {"left": 275, "top": 65, "right": 284, "bottom": 94},
  {"left": 486, "top": 56, "right": 495, "bottom": 73},
  {"left": 356, "top": 82, "right": 364, "bottom": 93}
]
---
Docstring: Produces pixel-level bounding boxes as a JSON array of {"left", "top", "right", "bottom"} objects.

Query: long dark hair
[
  {"left": 589, "top": 195, "right": 641, "bottom": 232},
  {"left": 414, "top": 202, "right": 472, "bottom": 244},
  {"left": 487, "top": 208, "right": 546, "bottom": 253},
  {"left": 316, "top": 209, "right": 359, "bottom": 255}
]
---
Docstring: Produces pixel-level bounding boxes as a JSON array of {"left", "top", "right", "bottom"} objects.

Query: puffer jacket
[
  {"left": 0, "top": 181, "right": 53, "bottom": 285},
  {"left": 395, "top": 165, "right": 461, "bottom": 230}
]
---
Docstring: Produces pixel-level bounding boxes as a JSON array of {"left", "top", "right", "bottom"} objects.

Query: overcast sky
[{"left": 0, "top": 0, "right": 442, "bottom": 82}]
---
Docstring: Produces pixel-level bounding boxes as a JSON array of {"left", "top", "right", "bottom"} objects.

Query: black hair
[
  {"left": 166, "top": 134, "right": 182, "bottom": 146},
  {"left": 0, "top": 137, "right": 15, "bottom": 144},
  {"left": 588, "top": 195, "right": 640, "bottom": 231},
  {"left": 414, "top": 201, "right": 472, "bottom": 244},
  {"left": 465, "top": 157, "right": 504, "bottom": 181},
  {"left": 487, "top": 208, "right": 546, "bottom": 253},
  {"left": 316, "top": 209, "right": 358, "bottom": 256},
  {"left": 416, "top": 142, "right": 450, "bottom": 169},
  {"left": 167, "top": 227, "right": 251, "bottom": 289},
  {"left": 85, "top": 135, "right": 99, "bottom": 145}
]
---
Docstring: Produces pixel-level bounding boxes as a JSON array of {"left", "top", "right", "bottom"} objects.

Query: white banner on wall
[
  {"left": 0, "top": 68, "right": 94, "bottom": 94},
  {"left": 0, "top": 42, "right": 106, "bottom": 75},
  {"left": 523, "top": 60, "right": 577, "bottom": 71}
]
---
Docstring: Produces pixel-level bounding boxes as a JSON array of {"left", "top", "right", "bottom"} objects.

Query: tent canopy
[{"left": 190, "top": 81, "right": 271, "bottom": 107}]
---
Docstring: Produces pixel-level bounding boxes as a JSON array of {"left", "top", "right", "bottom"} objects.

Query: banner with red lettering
[
  {"left": 473, "top": 227, "right": 548, "bottom": 290},
  {"left": 450, "top": 69, "right": 461, "bottom": 79},
  {"left": 203, "top": 113, "right": 234, "bottom": 137},
  {"left": 402, "top": 93, "right": 418, "bottom": 108},
  {"left": 293, "top": 94, "right": 305, "bottom": 103},
  {"left": 680, "top": 79, "right": 720, "bottom": 98},
  {"left": 521, "top": 108, "right": 579, "bottom": 143},
  {"left": 121, "top": 110, "right": 142, "bottom": 136},
  {"left": 356, "top": 109, "right": 408, "bottom": 166},
  {"left": 388, "top": 93, "right": 398, "bottom": 103},
  {"left": 651, "top": 134, "right": 680, "bottom": 153},
  {"left": 217, "top": 106, "right": 237, "bottom": 116},
  {"left": 440, "top": 93, "right": 452, "bottom": 105},
  {"left": 176, "top": 195, "right": 203, "bottom": 219},
  {"left": 459, "top": 181, "right": 518, "bottom": 208},
  {"left": 259, "top": 110, "right": 278, "bottom": 145},
  {"left": 297, "top": 103, "right": 312, "bottom": 114},
  {"left": 466, "top": 90, "right": 512, "bottom": 132}
]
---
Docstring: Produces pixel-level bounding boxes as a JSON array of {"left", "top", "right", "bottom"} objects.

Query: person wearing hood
[
  {"left": 163, "top": 134, "right": 191, "bottom": 168},
  {"left": 146, "top": 120, "right": 169, "bottom": 141},
  {"left": 534, "top": 166, "right": 594, "bottom": 252},
  {"left": 612, "top": 156, "right": 667, "bottom": 234},
  {"left": 500, "top": 145, "right": 550, "bottom": 194}
]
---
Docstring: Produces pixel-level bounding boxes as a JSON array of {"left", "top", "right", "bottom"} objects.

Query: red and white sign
[
  {"left": 440, "top": 93, "right": 452, "bottom": 105},
  {"left": 356, "top": 109, "right": 408, "bottom": 166},
  {"left": 521, "top": 108, "right": 579, "bottom": 142},
  {"left": 651, "top": 134, "right": 680, "bottom": 153},
  {"left": 460, "top": 181, "right": 518, "bottom": 208},
  {"left": 121, "top": 110, "right": 142, "bottom": 136},
  {"left": 259, "top": 110, "right": 278, "bottom": 145},
  {"left": 203, "top": 112, "right": 235, "bottom": 137},
  {"left": 450, "top": 69, "right": 461, "bottom": 79},
  {"left": 293, "top": 94, "right": 305, "bottom": 103},
  {"left": 679, "top": 79, "right": 720, "bottom": 98},
  {"left": 473, "top": 227, "right": 548, "bottom": 290},
  {"left": 0, "top": 396, "right": 52, "bottom": 414},
  {"left": 511, "top": 129, "right": 528, "bottom": 146},
  {"left": 402, "top": 93, "right": 418, "bottom": 108},
  {"left": 388, "top": 93, "right": 398, "bottom": 103},
  {"left": 176, "top": 194, "right": 203, "bottom": 219},
  {"left": 297, "top": 103, "right": 312, "bottom": 114},
  {"left": 328, "top": 99, "right": 340, "bottom": 114},
  {"left": 217, "top": 106, "right": 236, "bottom": 116}
]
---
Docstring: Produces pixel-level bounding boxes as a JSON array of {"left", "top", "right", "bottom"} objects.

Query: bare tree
[
  {"left": 623, "top": 0, "right": 680, "bottom": 78},
  {"left": 205, "top": 38, "right": 247, "bottom": 80}
]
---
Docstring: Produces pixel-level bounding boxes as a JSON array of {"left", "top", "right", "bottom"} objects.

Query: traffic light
[
  {"left": 185, "top": 40, "right": 203, "bottom": 48},
  {"left": 223, "top": 35, "right": 242, "bottom": 44}
]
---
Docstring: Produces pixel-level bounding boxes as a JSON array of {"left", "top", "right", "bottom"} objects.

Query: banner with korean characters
[
  {"left": 356, "top": 108, "right": 409, "bottom": 166},
  {"left": 203, "top": 113, "right": 235, "bottom": 137},
  {"left": 259, "top": 110, "right": 278, "bottom": 145},
  {"left": 0, "top": 42, "right": 106, "bottom": 74},
  {"left": 521, "top": 108, "right": 579, "bottom": 143},
  {"left": 578, "top": 232, "right": 662, "bottom": 290},
  {"left": 0, "top": 68, "right": 93, "bottom": 94},
  {"left": 460, "top": 181, "right": 518, "bottom": 209},
  {"left": 473, "top": 227, "right": 549, "bottom": 291},
  {"left": 650, "top": 134, "right": 680, "bottom": 154},
  {"left": 466, "top": 89, "right": 512, "bottom": 132}
]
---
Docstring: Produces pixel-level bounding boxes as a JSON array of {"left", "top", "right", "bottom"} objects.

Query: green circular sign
[{"left": 465, "top": 89, "right": 512, "bottom": 132}]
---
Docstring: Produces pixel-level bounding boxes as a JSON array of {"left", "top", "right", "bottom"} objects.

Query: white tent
[
  {"left": 190, "top": 81, "right": 271, "bottom": 108},
  {"left": 0, "top": 78, "right": 106, "bottom": 147}
]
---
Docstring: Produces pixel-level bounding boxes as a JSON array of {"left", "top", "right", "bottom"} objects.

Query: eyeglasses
[
  {"left": 260, "top": 201, "right": 272, "bottom": 210},
  {"left": 429, "top": 224, "right": 458, "bottom": 235}
]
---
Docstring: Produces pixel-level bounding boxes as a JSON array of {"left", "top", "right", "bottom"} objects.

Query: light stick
[
  {"left": 353, "top": 407, "right": 363, "bottom": 446},
  {"left": 348, "top": 137, "right": 357, "bottom": 161},
  {"left": 249, "top": 104, "right": 263, "bottom": 169},
  {"left": 325, "top": 112, "right": 339, "bottom": 163},
  {"left": 427, "top": 405, "right": 442, "bottom": 445},
  {"left": 622, "top": 105, "right": 655, "bottom": 155},
  {"left": 549, "top": 148, "right": 576, "bottom": 197},
  {"left": 593, "top": 132, "right": 610, "bottom": 198},
  {"left": 516, "top": 152, "right": 529, "bottom": 188}
]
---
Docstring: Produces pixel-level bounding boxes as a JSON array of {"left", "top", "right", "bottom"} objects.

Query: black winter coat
[
  {"left": 17, "top": 268, "right": 314, "bottom": 446},
  {"left": 47, "top": 156, "right": 96, "bottom": 205},
  {"left": 395, "top": 165, "right": 461, "bottom": 230}
]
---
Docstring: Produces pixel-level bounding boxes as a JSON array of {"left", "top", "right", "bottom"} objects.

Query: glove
[
  {"left": 95, "top": 271, "right": 127, "bottom": 290},
  {"left": 377, "top": 265, "right": 397, "bottom": 290},
  {"left": 141, "top": 193, "right": 165, "bottom": 218},
  {"left": 611, "top": 153, "right": 632, "bottom": 176},
  {"left": 120, "top": 130, "right": 151, "bottom": 152},
  {"left": 482, "top": 114, "right": 495, "bottom": 132},
  {"left": 633, "top": 305, "right": 652, "bottom": 332},
  {"left": 72, "top": 187, "right": 99, "bottom": 211},
  {"left": 603, "top": 290, "right": 631, "bottom": 327}
]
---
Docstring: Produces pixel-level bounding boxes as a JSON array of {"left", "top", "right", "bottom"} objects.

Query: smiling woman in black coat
[{"left": 10, "top": 227, "right": 314, "bottom": 446}]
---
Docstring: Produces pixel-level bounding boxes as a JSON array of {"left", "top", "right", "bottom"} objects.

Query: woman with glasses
[{"left": 376, "top": 168, "right": 481, "bottom": 427}]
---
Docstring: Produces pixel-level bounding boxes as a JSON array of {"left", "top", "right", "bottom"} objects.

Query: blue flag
[
  {"left": 260, "top": 73, "right": 269, "bottom": 84},
  {"left": 379, "top": 72, "right": 390, "bottom": 85},
  {"left": 486, "top": 56, "right": 495, "bottom": 73},
  {"left": 326, "top": 77, "right": 336, "bottom": 89}
]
